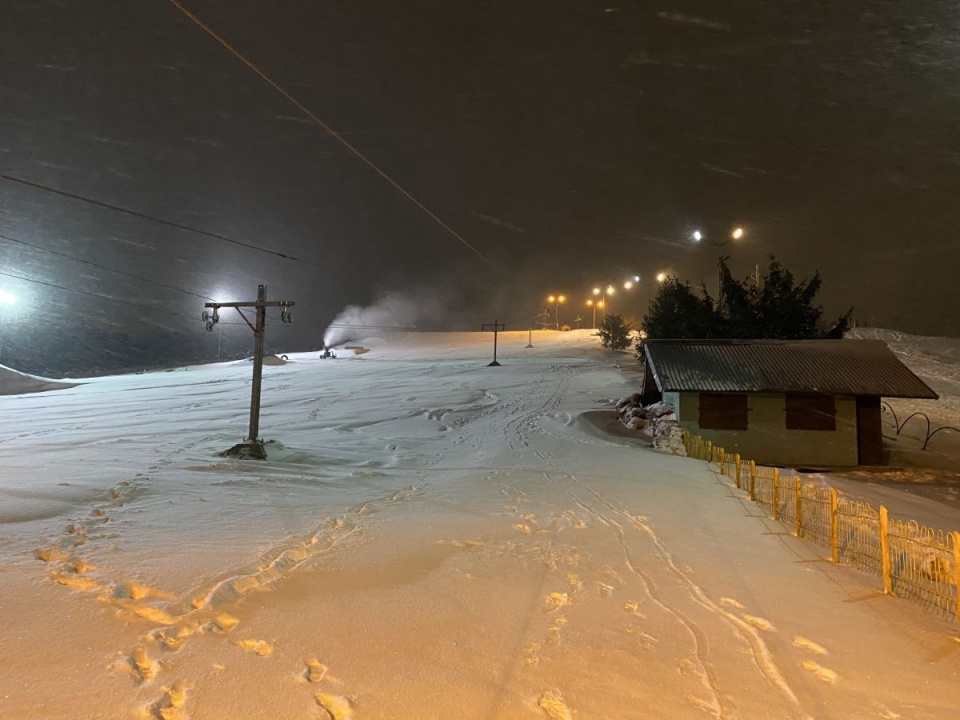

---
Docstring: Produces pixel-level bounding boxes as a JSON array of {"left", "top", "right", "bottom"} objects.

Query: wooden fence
[{"left": 685, "top": 434, "right": 960, "bottom": 621}]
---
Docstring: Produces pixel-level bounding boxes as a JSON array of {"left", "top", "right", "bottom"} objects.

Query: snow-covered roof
[{"left": 643, "top": 338, "right": 939, "bottom": 399}]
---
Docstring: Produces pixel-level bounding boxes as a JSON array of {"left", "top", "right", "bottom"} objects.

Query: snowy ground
[
  {"left": 1, "top": 329, "right": 958, "bottom": 719},
  {"left": 816, "top": 329, "right": 960, "bottom": 528}
]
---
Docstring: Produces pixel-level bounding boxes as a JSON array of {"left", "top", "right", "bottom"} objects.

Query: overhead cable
[
  {"left": 0, "top": 230, "right": 215, "bottom": 301},
  {"left": 1, "top": 174, "right": 302, "bottom": 263},
  {"left": 166, "top": 0, "right": 498, "bottom": 270}
]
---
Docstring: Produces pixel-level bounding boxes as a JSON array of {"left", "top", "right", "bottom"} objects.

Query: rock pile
[{"left": 615, "top": 394, "right": 686, "bottom": 455}]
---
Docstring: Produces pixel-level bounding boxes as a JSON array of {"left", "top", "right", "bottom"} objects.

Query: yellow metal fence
[{"left": 685, "top": 433, "right": 960, "bottom": 621}]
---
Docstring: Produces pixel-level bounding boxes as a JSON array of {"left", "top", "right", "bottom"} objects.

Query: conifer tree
[
  {"left": 641, "top": 277, "right": 719, "bottom": 340},
  {"left": 596, "top": 314, "right": 633, "bottom": 350},
  {"left": 641, "top": 258, "right": 851, "bottom": 343}
]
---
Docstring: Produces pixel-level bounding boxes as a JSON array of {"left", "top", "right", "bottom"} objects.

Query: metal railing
[{"left": 684, "top": 433, "right": 960, "bottom": 621}]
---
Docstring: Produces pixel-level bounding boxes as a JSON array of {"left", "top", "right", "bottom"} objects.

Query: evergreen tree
[
  {"left": 641, "top": 277, "right": 719, "bottom": 340},
  {"left": 751, "top": 257, "right": 822, "bottom": 339},
  {"left": 596, "top": 314, "right": 633, "bottom": 350},
  {"left": 642, "top": 257, "right": 852, "bottom": 342},
  {"left": 822, "top": 308, "right": 855, "bottom": 339},
  {"left": 717, "top": 257, "right": 760, "bottom": 337}
]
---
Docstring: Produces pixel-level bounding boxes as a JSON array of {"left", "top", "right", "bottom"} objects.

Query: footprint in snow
[
  {"left": 802, "top": 660, "right": 838, "bottom": 684},
  {"left": 793, "top": 636, "right": 828, "bottom": 655},
  {"left": 741, "top": 614, "right": 775, "bottom": 631}
]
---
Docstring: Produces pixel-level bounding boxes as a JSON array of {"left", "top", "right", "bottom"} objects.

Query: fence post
[
  {"left": 879, "top": 505, "right": 892, "bottom": 595},
  {"left": 749, "top": 460, "right": 756, "bottom": 501},
  {"left": 772, "top": 468, "right": 780, "bottom": 521},
  {"left": 830, "top": 489, "right": 839, "bottom": 563},
  {"left": 706, "top": 440, "right": 713, "bottom": 462},
  {"left": 734, "top": 454, "right": 742, "bottom": 489},
  {"left": 952, "top": 531, "right": 960, "bottom": 622},
  {"left": 795, "top": 477, "right": 803, "bottom": 538}
]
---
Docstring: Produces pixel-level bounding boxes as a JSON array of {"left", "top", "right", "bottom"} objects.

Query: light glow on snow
[{"left": 1, "top": 329, "right": 958, "bottom": 718}]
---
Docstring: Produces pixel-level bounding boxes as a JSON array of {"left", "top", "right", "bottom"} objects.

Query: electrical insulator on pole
[{"left": 202, "top": 284, "right": 295, "bottom": 459}]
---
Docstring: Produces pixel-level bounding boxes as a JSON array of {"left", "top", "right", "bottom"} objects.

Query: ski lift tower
[{"left": 202, "top": 284, "right": 294, "bottom": 459}]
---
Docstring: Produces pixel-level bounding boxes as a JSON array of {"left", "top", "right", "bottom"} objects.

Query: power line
[
  {"left": 166, "top": 0, "right": 499, "bottom": 271},
  {"left": 0, "top": 266, "right": 305, "bottom": 332},
  {"left": 0, "top": 173, "right": 303, "bottom": 264},
  {"left": 0, "top": 230, "right": 215, "bottom": 301},
  {"left": 0, "top": 269, "right": 200, "bottom": 325}
]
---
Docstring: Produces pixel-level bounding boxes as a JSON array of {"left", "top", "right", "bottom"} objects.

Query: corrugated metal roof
[{"left": 643, "top": 339, "right": 939, "bottom": 399}]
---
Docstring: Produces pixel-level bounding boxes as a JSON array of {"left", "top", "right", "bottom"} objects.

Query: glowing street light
[
  {"left": 0, "top": 289, "right": 17, "bottom": 366},
  {"left": 585, "top": 298, "right": 605, "bottom": 329},
  {"left": 603, "top": 284, "right": 617, "bottom": 315},
  {"left": 692, "top": 226, "right": 747, "bottom": 302},
  {"left": 645, "top": 272, "right": 669, "bottom": 310},
  {"left": 546, "top": 294, "right": 567, "bottom": 330},
  {"left": 590, "top": 276, "right": 638, "bottom": 318},
  {"left": 691, "top": 225, "right": 745, "bottom": 248}
]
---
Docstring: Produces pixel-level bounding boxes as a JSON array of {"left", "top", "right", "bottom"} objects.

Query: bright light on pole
[
  {"left": 691, "top": 225, "right": 747, "bottom": 302},
  {"left": 547, "top": 294, "right": 566, "bottom": 330},
  {"left": 0, "top": 289, "right": 17, "bottom": 366},
  {"left": 692, "top": 226, "right": 745, "bottom": 246},
  {"left": 586, "top": 298, "right": 607, "bottom": 329},
  {"left": 647, "top": 272, "right": 668, "bottom": 310}
]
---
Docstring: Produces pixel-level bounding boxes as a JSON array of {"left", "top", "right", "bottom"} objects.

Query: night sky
[{"left": 2, "top": 0, "right": 959, "bottom": 375}]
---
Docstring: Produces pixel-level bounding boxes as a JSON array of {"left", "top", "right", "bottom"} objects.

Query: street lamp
[
  {"left": 647, "top": 271, "right": 668, "bottom": 310},
  {"left": 0, "top": 289, "right": 17, "bottom": 366},
  {"left": 604, "top": 284, "right": 617, "bottom": 315},
  {"left": 692, "top": 226, "right": 746, "bottom": 302},
  {"left": 586, "top": 298, "right": 605, "bottom": 328},
  {"left": 547, "top": 294, "right": 566, "bottom": 330},
  {"left": 691, "top": 226, "right": 745, "bottom": 249}
]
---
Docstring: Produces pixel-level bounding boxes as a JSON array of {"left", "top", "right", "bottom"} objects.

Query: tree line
[{"left": 596, "top": 256, "right": 853, "bottom": 351}]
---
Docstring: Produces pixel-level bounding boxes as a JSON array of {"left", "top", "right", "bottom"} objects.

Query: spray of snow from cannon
[{"left": 322, "top": 292, "right": 423, "bottom": 349}]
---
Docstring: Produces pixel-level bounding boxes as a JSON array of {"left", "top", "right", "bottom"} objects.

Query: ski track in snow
[
  {"left": 0, "top": 384, "right": 806, "bottom": 719},
  {"left": 7, "top": 332, "right": 960, "bottom": 718}
]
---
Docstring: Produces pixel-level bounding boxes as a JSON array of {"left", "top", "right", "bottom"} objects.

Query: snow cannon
[{"left": 320, "top": 346, "right": 337, "bottom": 360}]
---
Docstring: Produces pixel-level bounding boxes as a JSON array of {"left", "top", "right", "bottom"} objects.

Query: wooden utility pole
[
  {"left": 481, "top": 321, "right": 505, "bottom": 366},
  {"left": 203, "top": 284, "right": 294, "bottom": 454}
]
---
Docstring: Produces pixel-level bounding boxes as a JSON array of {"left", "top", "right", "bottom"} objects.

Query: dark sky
[{"left": 2, "top": 0, "right": 959, "bottom": 373}]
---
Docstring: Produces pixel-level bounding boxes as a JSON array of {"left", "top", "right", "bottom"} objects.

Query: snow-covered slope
[
  {"left": 1, "top": 329, "right": 957, "bottom": 719},
  {"left": 0, "top": 364, "right": 78, "bottom": 395}
]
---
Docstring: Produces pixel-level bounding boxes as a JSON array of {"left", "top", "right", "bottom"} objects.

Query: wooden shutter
[{"left": 698, "top": 393, "right": 748, "bottom": 430}]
